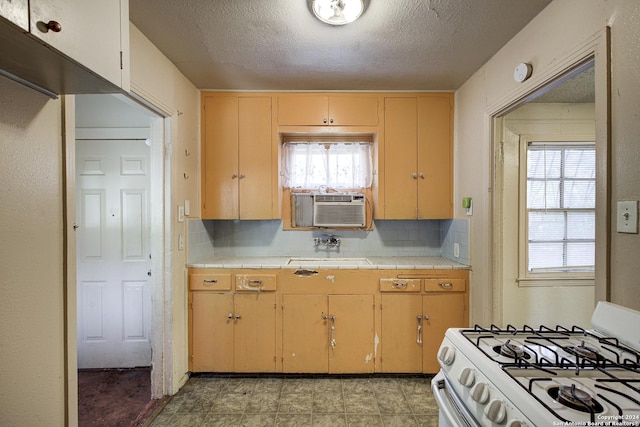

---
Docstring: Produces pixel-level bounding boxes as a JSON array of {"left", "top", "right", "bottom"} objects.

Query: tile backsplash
[{"left": 189, "top": 219, "right": 469, "bottom": 265}]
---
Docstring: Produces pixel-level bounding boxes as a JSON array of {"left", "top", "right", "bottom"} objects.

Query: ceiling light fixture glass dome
[{"left": 312, "top": 0, "right": 365, "bottom": 26}]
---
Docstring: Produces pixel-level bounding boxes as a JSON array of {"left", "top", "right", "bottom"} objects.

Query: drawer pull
[
  {"left": 394, "top": 282, "right": 408, "bottom": 288},
  {"left": 243, "top": 279, "right": 264, "bottom": 292},
  {"left": 439, "top": 282, "right": 453, "bottom": 289},
  {"left": 203, "top": 279, "right": 218, "bottom": 285}
]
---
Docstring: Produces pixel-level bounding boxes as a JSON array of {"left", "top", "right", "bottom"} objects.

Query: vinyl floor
[{"left": 148, "top": 375, "right": 439, "bottom": 427}]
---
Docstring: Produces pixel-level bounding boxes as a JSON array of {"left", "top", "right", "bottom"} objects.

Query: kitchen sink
[{"left": 286, "top": 257, "right": 373, "bottom": 267}]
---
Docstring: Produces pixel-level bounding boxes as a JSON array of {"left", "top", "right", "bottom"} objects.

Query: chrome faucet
[{"left": 314, "top": 234, "right": 341, "bottom": 248}]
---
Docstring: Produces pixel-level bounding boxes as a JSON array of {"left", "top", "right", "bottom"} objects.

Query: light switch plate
[
  {"left": 184, "top": 199, "right": 190, "bottom": 216},
  {"left": 177, "top": 205, "right": 185, "bottom": 223},
  {"left": 178, "top": 234, "right": 184, "bottom": 251},
  {"left": 617, "top": 200, "right": 638, "bottom": 233}
]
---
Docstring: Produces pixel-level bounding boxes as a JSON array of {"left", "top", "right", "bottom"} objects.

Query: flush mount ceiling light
[{"left": 312, "top": 0, "right": 365, "bottom": 26}]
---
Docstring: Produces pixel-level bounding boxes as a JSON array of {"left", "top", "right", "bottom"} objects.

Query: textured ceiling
[{"left": 129, "top": 0, "right": 551, "bottom": 91}]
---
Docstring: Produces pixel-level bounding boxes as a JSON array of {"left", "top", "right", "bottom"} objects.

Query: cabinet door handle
[
  {"left": 231, "top": 173, "right": 238, "bottom": 179},
  {"left": 239, "top": 174, "right": 246, "bottom": 179},
  {"left": 330, "top": 315, "right": 336, "bottom": 349},
  {"left": 323, "top": 118, "right": 328, "bottom": 124},
  {"left": 38, "top": 20, "right": 62, "bottom": 33},
  {"left": 321, "top": 312, "right": 328, "bottom": 321},
  {"left": 235, "top": 314, "right": 241, "bottom": 320},
  {"left": 227, "top": 312, "right": 234, "bottom": 319},
  {"left": 419, "top": 173, "right": 425, "bottom": 179},
  {"left": 439, "top": 282, "right": 453, "bottom": 289},
  {"left": 412, "top": 173, "right": 418, "bottom": 179},
  {"left": 329, "top": 118, "right": 334, "bottom": 124},
  {"left": 417, "top": 315, "right": 423, "bottom": 345}
]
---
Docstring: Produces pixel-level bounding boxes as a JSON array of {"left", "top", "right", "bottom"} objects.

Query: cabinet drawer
[
  {"left": 189, "top": 273, "right": 232, "bottom": 291},
  {"left": 424, "top": 278, "right": 466, "bottom": 292},
  {"left": 236, "top": 274, "right": 277, "bottom": 292},
  {"left": 379, "top": 278, "right": 421, "bottom": 292}
]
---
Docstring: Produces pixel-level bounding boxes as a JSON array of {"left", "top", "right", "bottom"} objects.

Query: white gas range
[{"left": 432, "top": 302, "right": 640, "bottom": 426}]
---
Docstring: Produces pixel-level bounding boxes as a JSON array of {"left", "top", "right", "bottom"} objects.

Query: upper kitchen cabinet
[
  {"left": 201, "top": 94, "right": 274, "bottom": 219},
  {"left": 383, "top": 94, "right": 453, "bottom": 219},
  {"left": 0, "top": 0, "right": 28, "bottom": 30},
  {"left": 0, "top": 0, "right": 129, "bottom": 96},
  {"left": 277, "top": 94, "right": 379, "bottom": 126}
]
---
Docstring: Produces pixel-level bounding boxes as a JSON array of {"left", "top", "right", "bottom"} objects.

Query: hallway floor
[
  {"left": 148, "top": 375, "right": 439, "bottom": 427},
  {"left": 78, "top": 367, "right": 166, "bottom": 426}
]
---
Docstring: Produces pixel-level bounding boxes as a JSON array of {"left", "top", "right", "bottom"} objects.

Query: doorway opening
[
  {"left": 74, "top": 93, "right": 165, "bottom": 424},
  {"left": 490, "top": 29, "right": 610, "bottom": 327}
]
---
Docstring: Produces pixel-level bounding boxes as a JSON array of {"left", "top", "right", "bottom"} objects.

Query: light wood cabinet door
[
  {"left": 238, "top": 97, "right": 273, "bottom": 219},
  {"left": 384, "top": 97, "right": 418, "bottom": 218},
  {"left": 423, "top": 293, "right": 466, "bottom": 373},
  {"left": 380, "top": 294, "right": 423, "bottom": 373},
  {"left": 278, "top": 95, "right": 378, "bottom": 126},
  {"left": 329, "top": 96, "right": 379, "bottom": 126},
  {"left": 234, "top": 292, "right": 277, "bottom": 372},
  {"left": 202, "top": 95, "right": 273, "bottom": 219},
  {"left": 282, "top": 294, "right": 329, "bottom": 373},
  {"left": 30, "top": 0, "right": 127, "bottom": 88},
  {"left": 191, "top": 292, "right": 234, "bottom": 372},
  {"left": 278, "top": 95, "right": 328, "bottom": 125},
  {"left": 0, "top": 0, "right": 29, "bottom": 30},
  {"left": 328, "top": 295, "right": 375, "bottom": 373},
  {"left": 417, "top": 95, "right": 453, "bottom": 219},
  {"left": 384, "top": 95, "right": 453, "bottom": 219},
  {"left": 202, "top": 96, "right": 239, "bottom": 219}
]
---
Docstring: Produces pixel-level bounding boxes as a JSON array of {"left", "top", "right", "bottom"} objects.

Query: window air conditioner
[{"left": 313, "top": 193, "right": 366, "bottom": 227}]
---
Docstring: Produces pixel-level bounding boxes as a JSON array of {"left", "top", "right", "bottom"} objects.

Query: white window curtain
[{"left": 282, "top": 142, "right": 373, "bottom": 190}]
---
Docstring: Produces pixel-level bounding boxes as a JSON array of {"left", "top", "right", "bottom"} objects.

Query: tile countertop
[{"left": 187, "top": 256, "right": 470, "bottom": 270}]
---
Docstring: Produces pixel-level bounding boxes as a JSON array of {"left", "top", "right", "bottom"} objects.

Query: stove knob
[
  {"left": 484, "top": 399, "right": 507, "bottom": 423},
  {"left": 458, "top": 367, "right": 475, "bottom": 388},
  {"left": 437, "top": 345, "right": 456, "bottom": 365},
  {"left": 470, "top": 382, "right": 490, "bottom": 404},
  {"left": 506, "top": 420, "right": 525, "bottom": 427}
]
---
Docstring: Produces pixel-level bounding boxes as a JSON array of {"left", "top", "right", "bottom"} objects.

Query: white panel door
[{"left": 76, "top": 139, "right": 151, "bottom": 368}]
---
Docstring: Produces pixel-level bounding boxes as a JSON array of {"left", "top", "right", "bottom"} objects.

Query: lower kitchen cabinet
[
  {"left": 380, "top": 294, "right": 423, "bottom": 373},
  {"left": 380, "top": 277, "right": 467, "bottom": 374},
  {"left": 422, "top": 292, "right": 466, "bottom": 373},
  {"left": 190, "top": 291, "right": 277, "bottom": 372},
  {"left": 282, "top": 294, "right": 375, "bottom": 374},
  {"left": 189, "top": 267, "right": 468, "bottom": 374}
]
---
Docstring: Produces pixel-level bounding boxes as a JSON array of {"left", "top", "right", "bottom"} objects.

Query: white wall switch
[
  {"left": 178, "top": 234, "right": 184, "bottom": 251},
  {"left": 184, "top": 199, "right": 190, "bottom": 216},
  {"left": 177, "top": 205, "right": 185, "bottom": 223},
  {"left": 617, "top": 200, "right": 638, "bottom": 233}
]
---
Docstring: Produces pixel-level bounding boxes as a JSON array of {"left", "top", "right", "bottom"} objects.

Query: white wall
[
  {"left": 129, "top": 23, "right": 200, "bottom": 395},
  {"left": 455, "top": 0, "right": 640, "bottom": 325},
  {"left": 0, "top": 78, "right": 66, "bottom": 425}
]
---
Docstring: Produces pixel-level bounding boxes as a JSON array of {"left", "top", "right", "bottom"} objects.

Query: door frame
[
  {"left": 487, "top": 28, "right": 611, "bottom": 325},
  {"left": 64, "top": 93, "right": 171, "bottom": 425}
]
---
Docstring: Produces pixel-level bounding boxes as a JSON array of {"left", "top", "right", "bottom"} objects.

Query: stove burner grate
[
  {"left": 564, "top": 342, "right": 605, "bottom": 363},
  {"left": 493, "top": 340, "right": 531, "bottom": 360},
  {"left": 547, "top": 384, "right": 604, "bottom": 414}
]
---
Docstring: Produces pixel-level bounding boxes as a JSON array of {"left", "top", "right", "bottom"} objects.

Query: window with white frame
[
  {"left": 522, "top": 141, "right": 595, "bottom": 280},
  {"left": 281, "top": 140, "right": 373, "bottom": 190}
]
